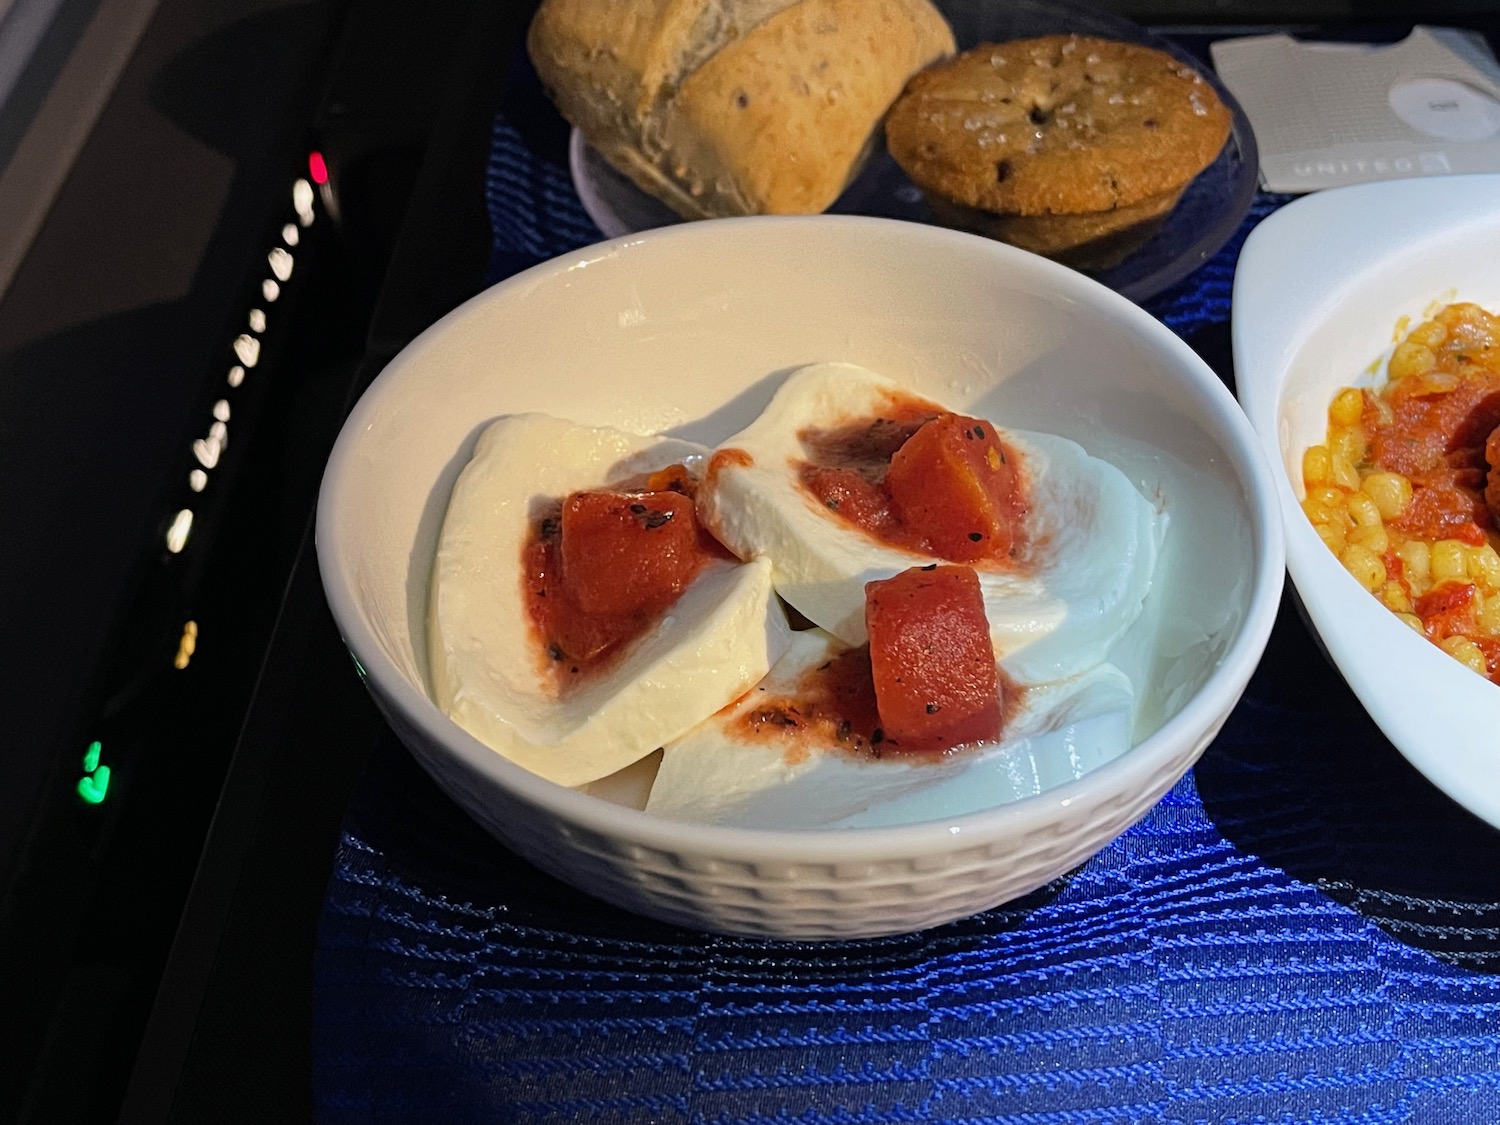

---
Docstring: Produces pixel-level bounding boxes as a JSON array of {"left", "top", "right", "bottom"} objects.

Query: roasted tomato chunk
[
  {"left": 864, "top": 565, "right": 1000, "bottom": 751},
  {"left": 560, "top": 490, "right": 702, "bottom": 616},
  {"left": 886, "top": 414, "right": 1024, "bottom": 561},
  {"left": 1487, "top": 423, "right": 1500, "bottom": 523},
  {"left": 1414, "top": 581, "right": 1479, "bottom": 643}
]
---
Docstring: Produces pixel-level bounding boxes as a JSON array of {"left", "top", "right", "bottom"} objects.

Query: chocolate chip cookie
[{"left": 885, "top": 35, "right": 1232, "bottom": 268}]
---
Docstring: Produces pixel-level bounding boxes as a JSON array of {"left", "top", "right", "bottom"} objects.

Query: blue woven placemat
[{"left": 313, "top": 77, "right": 1500, "bottom": 1125}]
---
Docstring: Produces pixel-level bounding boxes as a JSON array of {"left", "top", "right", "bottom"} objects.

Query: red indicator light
[{"left": 308, "top": 151, "right": 329, "bottom": 185}]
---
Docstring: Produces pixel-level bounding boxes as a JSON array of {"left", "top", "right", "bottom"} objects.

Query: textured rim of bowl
[{"left": 317, "top": 215, "right": 1286, "bottom": 863}]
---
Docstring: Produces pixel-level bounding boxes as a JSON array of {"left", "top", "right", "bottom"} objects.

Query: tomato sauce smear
[
  {"left": 734, "top": 645, "right": 885, "bottom": 764},
  {"left": 522, "top": 463, "right": 731, "bottom": 689},
  {"left": 796, "top": 396, "right": 1029, "bottom": 565}
]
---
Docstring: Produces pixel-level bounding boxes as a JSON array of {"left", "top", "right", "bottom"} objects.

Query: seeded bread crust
[
  {"left": 884, "top": 34, "right": 1231, "bottom": 263},
  {"left": 529, "top": 0, "right": 955, "bottom": 219}
]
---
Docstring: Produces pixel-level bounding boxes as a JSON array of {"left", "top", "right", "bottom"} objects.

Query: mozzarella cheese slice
[
  {"left": 646, "top": 629, "right": 1137, "bottom": 829},
  {"left": 428, "top": 413, "right": 793, "bottom": 788},
  {"left": 698, "top": 362, "right": 1164, "bottom": 683}
]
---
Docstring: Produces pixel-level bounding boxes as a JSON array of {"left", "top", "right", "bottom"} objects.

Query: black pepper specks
[
  {"left": 996, "top": 159, "right": 1013, "bottom": 183},
  {"left": 748, "top": 706, "right": 799, "bottom": 729},
  {"left": 547, "top": 644, "right": 564, "bottom": 661},
  {"left": 921, "top": 563, "right": 937, "bottom": 571},
  {"left": 973, "top": 424, "right": 986, "bottom": 439},
  {"left": 926, "top": 703, "right": 940, "bottom": 714},
  {"left": 968, "top": 531, "right": 984, "bottom": 542},
  {"left": 735, "top": 91, "right": 749, "bottom": 109},
  {"left": 640, "top": 509, "right": 674, "bottom": 530}
]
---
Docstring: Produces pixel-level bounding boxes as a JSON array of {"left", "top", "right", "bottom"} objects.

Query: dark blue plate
[{"left": 570, "top": 0, "right": 1259, "bottom": 304}]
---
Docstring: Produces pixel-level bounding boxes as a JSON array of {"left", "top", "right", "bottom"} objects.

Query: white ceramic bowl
[
  {"left": 317, "top": 216, "right": 1283, "bottom": 939},
  {"left": 1234, "top": 174, "right": 1500, "bottom": 828}
]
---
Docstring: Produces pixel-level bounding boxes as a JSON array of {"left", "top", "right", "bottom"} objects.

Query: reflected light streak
[
  {"left": 262, "top": 279, "right": 280, "bottom": 302},
  {"left": 282, "top": 223, "right": 299, "bottom": 247},
  {"left": 212, "top": 399, "right": 230, "bottom": 422},
  {"left": 249, "top": 308, "right": 266, "bottom": 333},
  {"left": 228, "top": 365, "right": 245, "bottom": 387},
  {"left": 174, "top": 620, "right": 199, "bottom": 670},
  {"left": 233, "top": 334, "right": 260, "bottom": 367},
  {"left": 166, "top": 509, "right": 193, "bottom": 553},
  {"left": 293, "top": 178, "right": 314, "bottom": 225},
  {"left": 268, "top": 247, "right": 293, "bottom": 282},
  {"left": 189, "top": 469, "right": 207, "bottom": 492}
]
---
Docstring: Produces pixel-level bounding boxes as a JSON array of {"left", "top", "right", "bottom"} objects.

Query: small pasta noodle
[{"left": 1302, "top": 302, "right": 1500, "bottom": 683}]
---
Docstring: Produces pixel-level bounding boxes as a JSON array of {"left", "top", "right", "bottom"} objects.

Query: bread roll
[{"left": 528, "top": 0, "right": 955, "bottom": 219}]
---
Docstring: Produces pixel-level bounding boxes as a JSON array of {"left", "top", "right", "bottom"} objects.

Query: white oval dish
[
  {"left": 1233, "top": 174, "right": 1500, "bottom": 828},
  {"left": 318, "top": 216, "right": 1283, "bottom": 939}
]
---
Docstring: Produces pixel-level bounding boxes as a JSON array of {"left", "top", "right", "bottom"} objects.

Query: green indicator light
[
  {"left": 77, "top": 764, "right": 111, "bottom": 805},
  {"left": 78, "top": 740, "right": 111, "bottom": 805}
]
